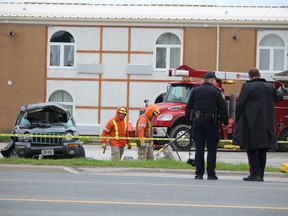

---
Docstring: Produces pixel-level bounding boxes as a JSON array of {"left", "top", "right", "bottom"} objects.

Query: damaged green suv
[{"left": 1, "top": 102, "right": 85, "bottom": 159}]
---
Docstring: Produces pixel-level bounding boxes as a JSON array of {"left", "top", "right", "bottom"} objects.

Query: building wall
[
  {"left": 184, "top": 27, "right": 217, "bottom": 71},
  {"left": 1, "top": 23, "right": 287, "bottom": 134},
  {"left": 219, "top": 28, "right": 256, "bottom": 71},
  {"left": 183, "top": 27, "right": 257, "bottom": 95},
  {"left": 0, "top": 25, "right": 46, "bottom": 132},
  {"left": 47, "top": 26, "right": 183, "bottom": 130}
]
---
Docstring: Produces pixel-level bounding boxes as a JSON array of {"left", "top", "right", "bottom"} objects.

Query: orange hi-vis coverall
[
  {"left": 100, "top": 106, "right": 130, "bottom": 148},
  {"left": 135, "top": 104, "right": 159, "bottom": 160}
]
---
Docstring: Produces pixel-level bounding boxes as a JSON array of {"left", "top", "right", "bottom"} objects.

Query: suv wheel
[{"left": 75, "top": 145, "right": 86, "bottom": 158}]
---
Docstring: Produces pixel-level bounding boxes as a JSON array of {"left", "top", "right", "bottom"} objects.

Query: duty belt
[{"left": 194, "top": 111, "right": 215, "bottom": 119}]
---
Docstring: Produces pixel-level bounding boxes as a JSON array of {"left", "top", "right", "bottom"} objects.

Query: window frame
[
  {"left": 257, "top": 33, "right": 286, "bottom": 73},
  {"left": 153, "top": 32, "right": 182, "bottom": 71},
  {"left": 48, "top": 89, "right": 75, "bottom": 116},
  {"left": 48, "top": 31, "right": 76, "bottom": 69}
]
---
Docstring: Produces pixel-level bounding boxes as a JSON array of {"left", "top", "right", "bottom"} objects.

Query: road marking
[
  {"left": 0, "top": 197, "right": 287, "bottom": 211},
  {"left": 61, "top": 166, "right": 80, "bottom": 174}
]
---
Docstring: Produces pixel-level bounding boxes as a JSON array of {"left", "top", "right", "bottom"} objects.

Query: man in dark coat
[{"left": 234, "top": 68, "right": 283, "bottom": 181}]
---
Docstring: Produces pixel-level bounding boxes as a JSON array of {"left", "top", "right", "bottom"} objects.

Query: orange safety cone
[
  {"left": 127, "top": 119, "right": 136, "bottom": 146},
  {"left": 127, "top": 118, "right": 134, "bottom": 137}
]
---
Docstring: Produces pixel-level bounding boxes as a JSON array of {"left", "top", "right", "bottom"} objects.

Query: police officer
[{"left": 185, "top": 72, "right": 228, "bottom": 180}]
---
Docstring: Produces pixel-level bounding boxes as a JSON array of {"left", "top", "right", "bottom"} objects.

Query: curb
[
  {"left": 1, "top": 164, "right": 287, "bottom": 179},
  {"left": 77, "top": 167, "right": 288, "bottom": 179}
]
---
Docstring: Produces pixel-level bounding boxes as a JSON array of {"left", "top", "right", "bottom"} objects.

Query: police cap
[{"left": 204, "top": 72, "right": 216, "bottom": 79}]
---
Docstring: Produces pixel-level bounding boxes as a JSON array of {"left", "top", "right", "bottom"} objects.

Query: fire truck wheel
[
  {"left": 278, "top": 129, "right": 288, "bottom": 152},
  {"left": 169, "top": 125, "right": 192, "bottom": 151}
]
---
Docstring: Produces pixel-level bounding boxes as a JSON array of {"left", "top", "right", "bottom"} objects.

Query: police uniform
[{"left": 185, "top": 72, "right": 228, "bottom": 180}]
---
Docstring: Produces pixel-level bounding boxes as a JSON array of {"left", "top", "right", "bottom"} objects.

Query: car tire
[
  {"left": 169, "top": 125, "right": 192, "bottom": 151},
  {"left": 75, "top": 145, "right": 86, "bottom": 158}
]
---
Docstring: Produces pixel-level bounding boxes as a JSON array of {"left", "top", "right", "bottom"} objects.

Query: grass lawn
[{"left": 0, "top": 157, "right": 280, "bottom": 173}]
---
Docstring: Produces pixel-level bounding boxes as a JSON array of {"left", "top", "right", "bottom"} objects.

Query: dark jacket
[
  {"left": 233, "top": 78, "right": 283, "bottom": 150},
  {"left": 185, "top": 82, "right": 228, "bottom": 125}
]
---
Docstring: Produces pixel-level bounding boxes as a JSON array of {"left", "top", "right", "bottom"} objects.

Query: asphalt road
[
  {"left": 1, "top": 142, "right": 288, "bottom": 215},
  {"left": 0, "top": 165, "right": 288, "bottom": 216}
]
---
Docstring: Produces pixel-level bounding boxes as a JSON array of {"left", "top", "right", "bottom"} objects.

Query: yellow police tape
[{"left": 0, "top": 133, "right": 288, "bottom": 145}]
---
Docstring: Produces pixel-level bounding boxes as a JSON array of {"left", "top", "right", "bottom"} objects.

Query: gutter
[{"left": 1, "top": 17, "right": 288, "bottom": 29}]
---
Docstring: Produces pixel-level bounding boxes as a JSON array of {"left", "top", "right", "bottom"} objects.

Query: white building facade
[{"left": 1, "top": 2, "right": 288, "bottom": 134}]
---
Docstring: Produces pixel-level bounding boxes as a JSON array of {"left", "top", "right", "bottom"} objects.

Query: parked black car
[{"left": 1, "top": 102, "right": 85, "bottom": 159}]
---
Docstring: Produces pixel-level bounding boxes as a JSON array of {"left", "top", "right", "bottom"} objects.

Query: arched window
[
  {"left": 258, "top": 34, "right": 285, "bottom": 72},
  {"left": 49, "top": 31, "right": 75, "bottom": 67},
  {"left": 49, "top": 90, "right": 74, "bottom": 115},
  {"left": 155, "top": 33, "right": 181, "bottom": 70}
]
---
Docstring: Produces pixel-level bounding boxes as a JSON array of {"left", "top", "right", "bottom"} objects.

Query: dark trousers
[
  {"left": 192, "top": 119, "right": 220, "bottom": 177},
  {"left": 246, "top": 149, "right": 267, "bottom": 178}
]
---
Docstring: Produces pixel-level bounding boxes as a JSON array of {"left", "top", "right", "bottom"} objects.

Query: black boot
[{"left": 243, "top": 175, "right": 263, "bottom": 181}]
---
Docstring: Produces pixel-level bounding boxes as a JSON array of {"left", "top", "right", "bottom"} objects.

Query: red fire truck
[{"left": 148, "top": 65, "right": 288, "bottom": 152}]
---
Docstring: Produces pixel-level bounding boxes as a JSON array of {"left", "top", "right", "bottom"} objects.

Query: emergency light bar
[{"left": 168, "top": 68, "right": 208, "bottom": 77}]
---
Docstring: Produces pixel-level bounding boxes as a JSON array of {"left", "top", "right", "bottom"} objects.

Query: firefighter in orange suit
[
  {"left": 100, "top": 106, "right": 131, "bottom": 160},
  {"left": 135, "top": 104, "right": 159, "bottom": 160}
]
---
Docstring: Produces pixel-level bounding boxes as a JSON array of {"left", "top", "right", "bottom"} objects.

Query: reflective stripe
[
  {"left": 136, "top": 115, "right": 151, "bottom": 139},
  {"left": 103, "top": 127, "right": 110, "bottom": 133},
  {"left": 112, "top": 120, "right": 127, "bottom": 140},
  {"left": 143, "top": 115, "right": 151, "bottom": 136},
  {"left": 147, "top": 119, "right": 151, "bottom": 136},
  {"left": 138, "top": 123, "right": 147, "bottom": 128}
]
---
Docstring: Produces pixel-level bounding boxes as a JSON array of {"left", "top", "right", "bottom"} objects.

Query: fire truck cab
[
  {"left": 149, "top": 65, "right": 288, "bottom": 151},
  {"left": 152, "top": 80, "right": 198, "bottom": 150}
]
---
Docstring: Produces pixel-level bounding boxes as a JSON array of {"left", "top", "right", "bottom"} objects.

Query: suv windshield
[
  {"left": 164, "top": 84, "right": 195, "bottom": 103},
  {"left": 18, "top": 107, "right": 69, "bottom": 128}
]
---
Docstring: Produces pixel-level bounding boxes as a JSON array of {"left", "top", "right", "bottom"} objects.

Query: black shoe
[
  {"left": 195, "top": 175, "right": 203, "bottom": 180},
  {"left": 243, "top": 175, "right": 263, "bottom": 182},
  {"left": 207, "top": 175, "right": 218, "bottom": 180}
]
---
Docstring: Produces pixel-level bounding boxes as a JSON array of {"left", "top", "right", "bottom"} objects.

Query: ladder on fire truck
[{"left": 168, "top": 65, "right": 279, "bottom": 82}]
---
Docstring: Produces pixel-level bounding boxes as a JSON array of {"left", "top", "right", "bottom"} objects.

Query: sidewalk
[
  {"left": 84, "top": 144, "right": 288, "bottom": 168},
  {"left": 76, "top": 166, "right": 288, "bottom": 180}
]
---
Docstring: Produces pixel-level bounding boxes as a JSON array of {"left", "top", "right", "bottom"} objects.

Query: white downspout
[{"left": 216, "top": 23, "right": 220, "bottom": 72}]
